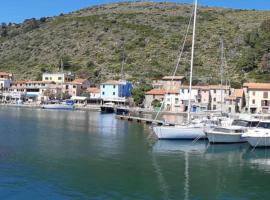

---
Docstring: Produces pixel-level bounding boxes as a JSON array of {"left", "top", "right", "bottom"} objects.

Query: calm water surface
[{"left": 0, "top": 107, "right": 270, "bottom": 200}]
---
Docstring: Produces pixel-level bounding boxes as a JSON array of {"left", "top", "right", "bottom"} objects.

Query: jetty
[{"left": 116, "top": 115, "right": 175, "bottom": 126}]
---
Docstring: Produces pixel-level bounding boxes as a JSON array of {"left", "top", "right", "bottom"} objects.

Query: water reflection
[
  {"left": 243, "top": 148, "right": 270, "bottom": 173},
  {"left": 205, "top": 143, "right": 248, "bottom": 162},
  {"left": 152, "top": 140, "right": 208, "bottom": 200},
  {"left": 152, "top": 140, "right": 207, "bottom": 154}
]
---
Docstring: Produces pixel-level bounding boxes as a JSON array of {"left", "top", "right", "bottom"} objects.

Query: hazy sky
[{"left": 1, "top": 0, "right": 269, "bottom": 23}]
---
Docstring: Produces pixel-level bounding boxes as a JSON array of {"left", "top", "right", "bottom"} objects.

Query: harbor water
[{"left": 0, "top": 107, "right": 270, "bottom": 199}]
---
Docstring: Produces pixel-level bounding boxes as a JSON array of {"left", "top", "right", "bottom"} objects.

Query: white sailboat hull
[
  {"left": 153, "top": 126, "right": 206, "bottom": 140},
  {"left": 206, "top": 131, "right": 245, "bottom": 143},
  {"left": 42, "top": 104, "right": 75, "bottom": 110}
]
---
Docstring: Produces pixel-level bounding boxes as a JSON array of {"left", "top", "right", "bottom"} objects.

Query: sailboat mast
[
  {"left": 220, "top": 38, "right": 224, "bottom": 113},
  {"left": 60, "top": 58, "right": 63, "bottom": 100},
  {"left": 121, "top": 47, "right": 125, "bottom": 80},
  {"left": 187, "top": 0, "right": 197, "bottom": 122}
]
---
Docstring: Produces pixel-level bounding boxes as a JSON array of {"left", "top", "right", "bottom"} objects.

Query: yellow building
[{"left": 42, "top": 72, "right": 75, "bottom": 83}]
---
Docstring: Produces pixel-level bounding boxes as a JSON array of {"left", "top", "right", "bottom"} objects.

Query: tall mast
[
  {"left": 60, "top": 58, "right": 63, "bottom": 100},
  {"left": 121, "top": 47, "right": 125, "bottom": 80},
  {"left": 220, "top": 38, "right": 224, "bottom": 113},
  {"left": 187, "top": 0, "right": 197, "bottom": 122}
]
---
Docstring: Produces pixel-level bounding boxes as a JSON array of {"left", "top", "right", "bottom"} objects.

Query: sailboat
[
  {"left": 42, "top": 59, "right": 75, "bottom": 111},
  {"left": 153, "top": 0, "right": 218, "bottom": 140}
]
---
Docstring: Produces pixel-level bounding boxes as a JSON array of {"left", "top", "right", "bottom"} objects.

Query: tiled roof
[
  {"left": 162, "top": 76, "right": 185, "bottom": 80},
  {"left": 14, "top": 80, "right": 54, "bottom": 84},
  {"left": 243, "top": 83, "right": 270, "bottom": 90},
  {"left": 101, "top": 80, "right": 121, "bottom": 85},
  {"left": 180, "top": 85, "right": 209, "bottom": 90},
  {"left": 166, "top": 90, "right": 180, "bottom": 94},
  {"left": 72, "top": 79, "right": 88, "bottom": 84},
  {"left": 225, "top": 89, "right": 244, "bottom": 100},
  {"left": 145, "top": 89, "right": 166, "bottom": 95},
  {"left": 0, "top": 72, "right": 12, "bottom": 76},
  {"left": 87, "top": 87, "right": 100, "bottom": 93},
  {"left": 14, "top": 80, "right": 27, "bottom": 84}
]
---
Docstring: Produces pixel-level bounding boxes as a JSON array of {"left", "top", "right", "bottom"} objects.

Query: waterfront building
[
  {"left": 42, "top": 72, "right": 75, "bottom": 83},
  {"left": 63, "top": 79, "right": 91, "bottom": 97},
  {"left": 164, "top": 90, "right": 181, "bottom": 112},
  {"left": 7, "top": 80, "right": 60, "bottom": 102},
  {"left": 0, "top": 72, "right": 14, "bottom": 92},
  {"left": 225, "top": 89, "right": 245, "bottom": 113},
  {"left": 209, "top": 85, "right": 230, "bottom": 111},
  {"left": 87, "top": 87, "right": 102, "bottom": 104},
  {"left": 152, "top": 76, "right": 185, "bottom": 90},
  {"left": 144, "top": 89, "right": 165, "bottom": 110},
  {"left": 0, "top": 72, "right": 13, "bottom": 81},
  {"left": 243, "top": 83, "right": 270, "bottom": 113},
  {"left": 179, "top": 85, "right": 210, "bottom": 112},
  {"left": 100, "top": 80, "right": 133, "bottom": 104}
]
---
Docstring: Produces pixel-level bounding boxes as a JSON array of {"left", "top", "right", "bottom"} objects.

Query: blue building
[{"left": 100, "top": 80, "right": 133, "bottom": 104}]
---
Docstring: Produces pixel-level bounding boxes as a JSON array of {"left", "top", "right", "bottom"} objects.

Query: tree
[
  {"left": 131, "top": 85, "right": 152, "bottom": 106},
  {"left": 151, "top": 99, "right": 161, "bottom": 108}
]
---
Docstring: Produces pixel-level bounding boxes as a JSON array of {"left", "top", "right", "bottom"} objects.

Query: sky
[{"left": 0, "top": 0, "right": 270, "bottom": 23}]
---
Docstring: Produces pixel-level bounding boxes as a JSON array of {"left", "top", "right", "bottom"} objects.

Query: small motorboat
[
  {"left": 243, "top": 121, "right": 270, "bottom": 147},
  {"left": 205, "top": 119, "right": 259, "bottom": 144}
]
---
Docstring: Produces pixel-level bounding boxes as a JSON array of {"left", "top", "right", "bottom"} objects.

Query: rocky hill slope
[{"left": 0, "top": 2, "right": 269, "bottom": 86}]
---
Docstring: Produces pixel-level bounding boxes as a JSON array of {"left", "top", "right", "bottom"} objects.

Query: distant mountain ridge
[{"left": 0, "top": 2, "right": 269, "bottom": 86}]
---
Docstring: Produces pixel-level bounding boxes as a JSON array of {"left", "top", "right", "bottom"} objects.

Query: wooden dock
[{"left": 116, "top": 115, "right": 175, "bottom": 126}]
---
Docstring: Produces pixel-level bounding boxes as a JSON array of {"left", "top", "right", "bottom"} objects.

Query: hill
[{"left": 0, "top": 2, "right": 269, "bottom": 86}]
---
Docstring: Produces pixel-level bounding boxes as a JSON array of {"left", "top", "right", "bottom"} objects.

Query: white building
[
  {"left": 243, "top": 83, "right": 270, "bottom": 114},
  {"left": 164, "top": 90, "right": 181, "bottom": 112},
  {"left": 209, "top": 85, "right": 230, "bottom": 111},
  {"left": 0, "top": 72, "right": 13, "bottom": 92},
  {"left": 179, "top": 85, "right": 210, "bottom": 112},
  {"left": 42, "top": 72, "right": 75, "bottom": 84}
]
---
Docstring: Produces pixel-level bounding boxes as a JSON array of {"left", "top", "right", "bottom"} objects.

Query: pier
[{"left": 116, "top": 115, "right": 175, "bottom": 126}]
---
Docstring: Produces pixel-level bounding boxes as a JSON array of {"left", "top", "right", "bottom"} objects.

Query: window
[
  {"left": 113, "top": 85, "right": 116, "bottom": 89},
  {"left": 213, "top": 98, "right": 216, "bottom": 102},
  {"left": 113, "top": 92, "right": 115, "bottom": 95},
  {"left": 102, "top": 92, "right": 105, "bottom": 95},
  {"left": 103, "top": 85, "right": 105, "bottom": 88},
  {"left": 50, "top": 77, "right": 52, "bottom": 80},
  {"left": 214, "top": 89, "right": 216, "bottom": 94},
  {"left": 58, "top": 77, "right": 62, "bottom": 80},
  {"left": 253, "top": 91, "right": 256, "bottom": 96},
  {"left": 264, "top": 92, "right": 268, "bottom": 98},
  {"left": 213, "top": 105, "right": 216, "bottom": 110},
  {"left": 73, "top": 85, "right": 76, "bottom": 88},
  {"left": 252, "top": 99, "right": 255, "bottom": 104},
  {"left": 175, "top": 98, "right": 179, "bottom": 104},
  {"left": 45, "top": 77, "right": 48, "bottom": 80}
]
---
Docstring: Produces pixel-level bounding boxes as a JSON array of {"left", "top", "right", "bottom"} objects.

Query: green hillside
[{"left": 0, "top": 2, "right": 269, "bottom": 86}]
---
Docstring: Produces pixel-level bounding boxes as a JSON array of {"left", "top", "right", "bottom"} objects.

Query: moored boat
[
  {"left": 206, "top": 119, "right": 259, "bottom": 144},
  {"left": 115, "top": 106, "right": 129, "bottom": 115},
  {"left": 153, "top": 118, "right": 219, "bottom": 140},
  {"left": 42, "top": 100, "right": 75, "bottom": 110},
  {"left": 243, "top": 121, "right": 270, "bottom": 147},
  {"left": 100, "top": 103, "right": 115, "bottom": 114}
]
